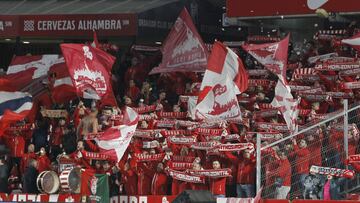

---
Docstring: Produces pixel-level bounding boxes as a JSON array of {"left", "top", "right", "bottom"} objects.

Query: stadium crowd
[{"left": 1, "top": 28, "right": 360, "bottom": 201}]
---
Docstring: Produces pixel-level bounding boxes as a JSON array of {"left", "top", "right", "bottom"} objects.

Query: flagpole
[{"left": 256, "top": 132, "right": 261, "bottom": 193}]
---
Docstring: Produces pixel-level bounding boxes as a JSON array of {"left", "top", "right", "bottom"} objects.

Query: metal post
[
  {"left": 344, "top": 99, "right": 349, "bottom": 161},
  {"left": 256, "top": 133, "right": 261, "bottom": 193}
]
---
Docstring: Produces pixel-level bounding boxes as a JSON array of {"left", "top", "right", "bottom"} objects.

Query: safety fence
[{"left": 257, "top": 100, "right": 360, "bottom": 200}]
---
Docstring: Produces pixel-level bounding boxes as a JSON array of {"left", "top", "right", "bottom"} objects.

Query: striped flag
[
  {"left": 342, "top": 32, "right": 360, "bottom": 52},
  {"left": 0, "top": 91, "right": 33, "bottom": 135},
  {"left": 95, "top": 107, "right": 139, "bottom": 162}
]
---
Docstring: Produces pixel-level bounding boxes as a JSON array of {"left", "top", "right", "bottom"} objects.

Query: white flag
[{"left": 271, "top": 80, "right": 300, "bottom": 133}]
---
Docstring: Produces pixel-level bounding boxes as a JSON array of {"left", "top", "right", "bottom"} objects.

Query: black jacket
[{"left": 23, "top": 166, "right": 39, "bottom": 194}]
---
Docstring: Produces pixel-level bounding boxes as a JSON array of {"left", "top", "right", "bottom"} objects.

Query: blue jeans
[
  {"left": 214, "top": 195, "right": 226, "bottom": 198},
  {"left": 236, "top": 184, "right": 255, "bottom": 198}
]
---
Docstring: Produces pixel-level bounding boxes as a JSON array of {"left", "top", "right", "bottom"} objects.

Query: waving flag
[
  {"left": 81, "top": 170, "right": 109, "bottom": 203},
  {"left": 7, "top": 55, "right": 63, "bottom": 79},
  {"left": 95, "top": 107, "right": 139, "bottom": 161},
  {"left": 0, "top": 91, "right": 33, "bottom": 135},
  {"left": 242, "top": 34, "right": 290, "bottom": 84},
  {"left": 342, "top": 32, "right": 360, "bottom": 52},
  {"left": 271, "top": 80, "right": 300, "bottom": 133},
  {"left": 196, "top": 78, "right": 242, "bottom": 121},
  {"left": 195, "top": 41, "right": 248, "bottom": 121},
  {"left": 61, "top": 44, "right": 116, "bottom": 105},
  {"left": 149, "top": 8, "right": 209, "bottom": 74}
]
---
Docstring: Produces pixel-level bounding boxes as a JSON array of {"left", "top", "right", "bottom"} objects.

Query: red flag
[
  {"left": 342, "top": 32, "right": 360, "bottom": 52},
  {"left": 201, "top": 41, "right": 248, "bottom": 98},
  {"left": 60, "top": 44, "right": 116, "bottom": 105},
  {"left": 242, "top": 34, "right": 290, "bottom": 84},
  {"left": 149, "top": 8, "right": 209, "bottom": 74},
  {"left": 195, "top": 41, "right": 248, "bottom": 121}
]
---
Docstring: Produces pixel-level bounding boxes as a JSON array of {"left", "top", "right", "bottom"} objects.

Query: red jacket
[
  {"left": 70, "top": 150, "right": 93, "bottom": 169},
  {"left": 37, "top": 155, "right": 50, "bottom": 172},
  {"left": 209, "top": 177, "right": 226, "bottom": 195},
  {"left": 225, "top": 152, "right": 256, "bottom": 184},
  {"left": 126, "top": 86, "right": 140, "bottom": 102},
  {"left": 277, "top": 158, "right": 291, "bottom": 186},
  {"left": 5, "top": 135, "right": 25, "bottom": 158},
  {"left": 122, "top": 169, "right": 138, "bottom": 195},
  {"left": 21, "top": 152, "right": 37, "bottom": 173},
  {"left": 151, "top": 172, "right": 168, "bottom": 195},
  {"left": 136, "top": 163, "right": 154, "bottom": 195},
  {"left": 294, "top": 144, "right": 310, "bottom": 174},
  {"left": 51, "top": 127, "right": 65, "bottom": 146}
]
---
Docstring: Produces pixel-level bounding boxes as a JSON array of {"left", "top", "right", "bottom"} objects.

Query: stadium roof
[{"left": 0, "top": 0, "right": 181, "bottom": 15}]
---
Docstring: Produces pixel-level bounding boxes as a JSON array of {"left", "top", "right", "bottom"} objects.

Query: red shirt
[
  {"left": 37, "top": 155, "right": 51, "bottom": 172},
  {"left": 151, "top": 172, "right": 168, "bottom": 195},
  {"left": 209, "top": 177, "right": 226, "bottom": 195},
  {"left": 294, "top": 144, "right": 310, "bottom": 174},
  {"left": 277, "top": 158, "right": 291, "bottom": 186},
  {"left": 225, "top": 152, "right": 256, "bottom": 184}
]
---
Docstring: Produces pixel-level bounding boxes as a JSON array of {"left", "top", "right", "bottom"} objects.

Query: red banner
[
  {"left": 227, "top": 0, "right": 360, "bottom": 17},
  {"left": 0, "top": 14, "right": 137, "bottom": 38}
]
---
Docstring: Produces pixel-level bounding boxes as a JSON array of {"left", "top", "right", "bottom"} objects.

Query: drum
[
  {"left": 59, "top": 167, "right": 81, "bottom": 193},
  {"left": 36, "top": 171, "right": 60, "bottom": 194}
]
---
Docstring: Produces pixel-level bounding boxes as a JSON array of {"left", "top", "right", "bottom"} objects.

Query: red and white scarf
[
  {"left": 171, "top": 155, "right": 196, "bottom": 163},
  {"left": 7, "top": 123, "right": 32, "bottom": 131},
  {"left": 157, "top": 112, "right": 188, "bottom": 119},
  {"left": 254, "top": 109, "right": 279, "bottom": 118},
  {"left": 195, "top": 128, "right": 227, "bottom": 136},
  {"left": 248, "top": 79, "right": 276, "bottom": 88},
  {"left": 167, "top": 136, "right": 197, "bottom": 145},
  {"left": 168, "top": 162, "right": 194, "bottom": 170},
  {"left": 142, "top": 141, "right": 159, "bottom": 149},
  {"left": 133, "top": 105, "right": 157, "bottom": 114},
  {"left": 222, "top": 134, "right": 241, "bottom": 141},
  {"left": 83, "top": 151, "right": 111, "bottom": 160},
  {"left": 288, "top": 85, "right": 313, "bottom": 92},
  {"left": 134, "top": 153, "right": 165, "bottom": 162},
  {"left": 339, "top": 68, "right": 360, "bottom": 76},
  {"left": 246, "top": 132, "right": 282, "bottom": 141},
  {"left": 326, "top": 92, "right": 354, "bottom": 99},
  {"left": 208, "top": 143, "right": 254, "bottom": 153},
  {"left": 167, "top": 169, "right": 205, "bottom": 183},
  {"left": 315, "top": 62, "right": 360, "bottom": 71},
  {"left": 160, "top": 130, "right": 191, "bottom": 137},
  {"left": 133, "top": 129, "right": 163, "bottom": 139},
  {"left": 155, "top": 120, "right": 177, "bottom": 128},
  {"left": 188, "top": 168, "right": 232, "bottom": 178},
  {"left": 310, "top": 165, "right": 354, "bottom": 178},
  {"left": 256, "top": 122, "right": 289, "bottom": 132},
  {"left": 343, "top": 82, "right": 360, "bottom": 90},
  {"left": 191, "top": 142, "right": 220, "bottom": 150},
  {"left": 139, "top": 114, "right": 158, "bottom": 121},
  {"left": 298, "top": 93, "right": 330, "bottom": 102}
]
